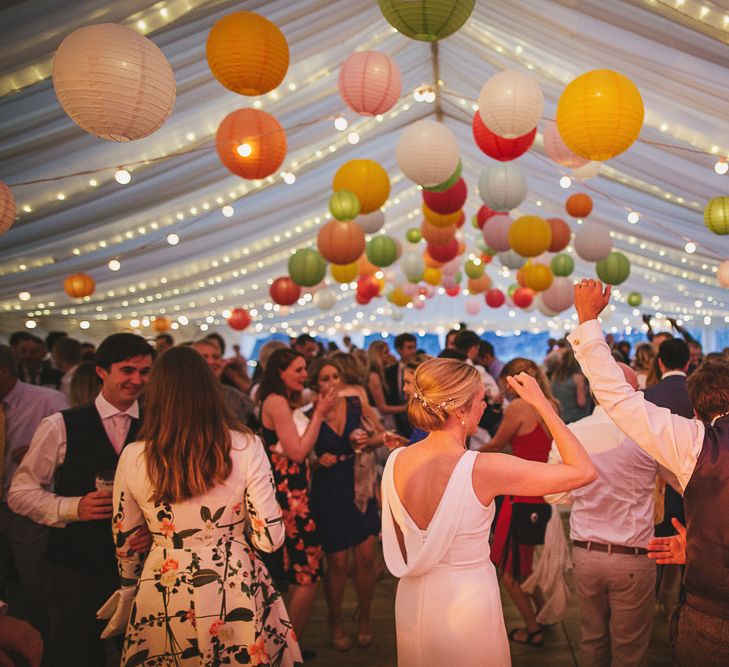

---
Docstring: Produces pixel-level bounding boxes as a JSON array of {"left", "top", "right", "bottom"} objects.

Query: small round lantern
[
  {"left": 508, "top": 215, "right": 552, "bottom": 258},
  {"left": 427, "top": 238, "right": 459, "bottom": 263},
  {"left": 53, "top": 23, "right": 175, "bottom": 142},
  {"left": 318, "top": 220, "right": 365, "bottom": 264},
  {"left": 333, "top": 159, "right": 390, "bottom": 213},
  {"left": 627, "top": 291, "right": 643, "bottom": 307},
  {"left": 216, "top": 109, "right": 287, "bottom": 179},
  {"left": 485, "top": 288, "right": 506, "bottom": 308},
  {"left": 547, "top": 217, "right": 571, "bottom": 252},
  {"left": 464, "top": 258, "right": 485, "bottom": 280},
  {"left": 402, "top": 252, "right": 425, "bottom": 282},
  {"left": 717, "top": 261, "right": 729, "bottom": 288},
  {"left": 0, "top": 182, "right": 16, "bottom": 235},
  {"left": 422, "top": 204, "right": 462, "bottom": 228},
  {"left": 540, "top": 278, "right": 574, "bottom": 313},
  {"left": 329, "top": 190, "right": 361, "bottom": 221},
  {"left": 396, "top": 120, "right": 460, "bottom": 187},
  {"left": 483, "top": 214, "right": 513, "bottom": 252},
  {"left": 472, "top": 112, "right": 536, "bottom": 161},
  {"left": 63, "top": 272, "right": 95, "bottom": 298},
  {"left": 330, "top": 262, "right": 359, "bottom": 283},
  {"left": 499, "top": 249, "right": 527, "bottom": 270},
  {"left": 478, "top": 163, "right": 528, "bottom": 212},
  {"left": 523, "top": 263, "right": 554, "bottom": 292},
  {"left": 446, "top": 285, "right": 460, "bottom": 297},
  {"left": 314, "top": 287, "right": 337, "bottom": 310},
  {"left": 478, "top": 70, "right": 544, "bottom": 139},
  {"left": 704, "top": 196, "right": 729, "bottom": 235},
  {"left": 513, "top": 287, "right": 534, "bottom": 309},
  {"left": 377, "top": 0, "right": 475, "bottom": 41},
  {"left": 406, "top": 227, "right": 422, "bottom": 243},
  {"left": 422, "top": 178, "right": 467, "bottom": 214},
  {"left": 536, "top": 294, "right": 559, "bottom": 318},
  {"left": 389, "top": 287, "right": 412, "bottom": 307},
  {"left": 354, "top": 209, "right": 386, "bottom": 234},
  {"left": 423, "top": 267, "right": 442, "bottom": 286},
  {"left": 421, "top": 219, "right": 456, "bottom": 246},
  {"left": 288, "top": 248, "right": 327, "bottom": 287},
  {"left": 339, "top": 51, "right": 402, "bottom": 116},
  {"left": 207, "top": 12, "right": 289, "bottom": 96},
  {"left": 468, "top": 274, "right": 492, "bottom": 294},
  {"left": 566, "top": 193, "right": 593, "bottom": 218},
  {"left": 542, "top": 120, "right": 589, "bottom": 169},
  {"left": 574, "top": 224, "right": 613, "bottom": 262},
  {"left": 357, "top": 275, "right": 381, "bottom": 300},
  {"left": 153, "top": 316, "right": 171, "bottom": 333},
  {"left": 551, "top": 253, "right": 575, "bottom": 277},
  {"left": 423, "top": 250, "right": 444, "bottom": 269},
  {"left": 270, "top": 276, "right": 301, "bottom": 306},
  {"left": 366, "top": 235, "right": 398, "bottom": 267},
  {"left": 227, "top": 308, "right": 252, "bottom": 331},
  {"left": 465, "top": 298, "right": 481, "bottom": 316},
  {"left": 596, "top": 252, "right": 630, "bottom": 285}
]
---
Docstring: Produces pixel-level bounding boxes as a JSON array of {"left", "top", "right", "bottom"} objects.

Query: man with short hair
[
  {"left": 687, "top": 341, "right": 703, "bottom": 374},
  {"left": 477, "top": 339, "right": 504, "bottom": 381},
  {"left": 572, "top": 280, "right": 729, "bottom": 666},
  {"left": 15, "top": 336, "right": 62, "bottom": 389},
  {"left": 385, "top": 333, "right": 417, "bottom": 437},
  {"left": 52, "top": 337, "right": 82, "bottom": 398},
  {"left": 292, "top": 333, "right": 318, "bottom": 364},
  {"left": 155, "top": 333, "right": 174, "bottom": 354},
  {"left": 455, "top": 331, "right": 499, "bottom": 400},
  {"left": 445, "top": 328, "right": 460, "bottom": 350},
  {"left": 9, "top": 333, "right": 154, "bottom": 667}
]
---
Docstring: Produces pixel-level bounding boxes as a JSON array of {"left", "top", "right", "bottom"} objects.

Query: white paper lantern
[
  {"left": 53, "top": 23, "right": 176, "bottom": 141},
  {"left": 478, "top": 164, "right": 527, "bottom": 212},
  {"left": 483, "top": 214, "right": 513, "bottom": 251},
  {"left": 355, "top": 209, "right": 385, "bottom": 234},
  {"left": 572, "top": 161, "right": 602, "bottom": 181},
  {"left": 401, "top": 251, "right": 425, "bottom": 281},
  {"left": 574, "top": 224, "right": 613, "bottom": 262},
  {"left": 396, "top": 120, "right": 460, "bottom": 187},
  {"left": 717, "top": 260, "right": 729, "bottom": 287},
  {"left": 499, "top": 249, "right": 527, "bottom": 269},
  {"left": 543, "top": 120, "right": 589, "bottom": 169},
  {"left": 540, "top": 277, "right": 574, "bottom": 313},
  {"left": 313, "top": 287, "right": 337, "bottom": 310},
  {"left": 535, "top": 294, "right": 560, "bottom": 317},
  {"left": 0, "top": 181, "right": 16, "bottom": 236},
  {"left": 478, "top": 70, "right": 544, "bottom": 138}
]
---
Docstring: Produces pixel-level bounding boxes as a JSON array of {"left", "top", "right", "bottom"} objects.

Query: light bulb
[
  {"left": 114, "top": 169, "right": 131, "bottom": 185},
  {"left": 236, "top": 143, "right": 252, "bottom": 157},
  {"left": 221, "top": 205, "right": 234, "bottom": 218},
  {"left": 222, "top": 309, "right": 231, "bottom": 319},
  {"left": 627, "top": 211, "right": 640, "bottom": 224},
  {"left": 166, "top": 233, "right": 180, "bottom": 245},
  {"left": 334, "top": 116, "right": 348, "bottom": 131},
  {"left": 18, "top": 291, "right": 31, "bottom": 301},
  {"left": 108, "top": 259, "right": 121, "bottom": 271},
  {"left": 25, "top": 319, "right": 36, "bottom": 329},
  {"left": 559, "top": 176, "right": 572, "bottom": 189},
  {"left": 714, "top": 159, "right": 728, "bottom": 175},
  {"left": 130, "top": 318, "right": 140, "bottom": 328},
  {"left": 347, "top": 131, "right": 360, "bottom": 145},
  {"left": 79, "top": 321, "right": 90, "bottom": 330},
  {"left": 685, "top": 241, "right": 697, "bottom": 254},
  {"left": 283, "top": 172, "right": 296, "bottom": 185},
  {"left": 178, "top": 315, "right": 189, "bottom": 325}
]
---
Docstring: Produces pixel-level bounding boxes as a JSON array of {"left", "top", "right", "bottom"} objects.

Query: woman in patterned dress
[{"left": 112, "top": 345, "right": 301, "bottom": 666}]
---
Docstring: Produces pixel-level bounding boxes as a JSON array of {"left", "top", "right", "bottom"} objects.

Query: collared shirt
[
  {"left": 2, "top": 380, "right": 68, "bottom": 500},
  {"left": 545, "top": 406, "right": 659, "bottom": 547},
  {"left": 7, "top": 393, "right": 139, "bottom": 527},
  {"left": 661, "top": 370, "right": 687, "bottom": 379},
  {"left": 59, "top": 364, "right": 79, "bottom": 398},
  {"left": 568, "top": 320, "right": 704, "bottom": 490},
  {"left": 466, "top": 358, "right": 499, "bottom": 400}
]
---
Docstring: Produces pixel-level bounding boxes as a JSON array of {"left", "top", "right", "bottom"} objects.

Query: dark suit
[
  {"left": 384, "top": 363, "right": 412, "bottom": 438},
  {"left": 18, "top": 360, "right": 63, "bottom": 389}
]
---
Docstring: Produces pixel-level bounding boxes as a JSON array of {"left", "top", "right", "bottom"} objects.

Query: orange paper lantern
[
  {"left": 0, "top": 181, "right": 16, "bottom": 235},
  {"left": 565, "top": 193, "right": 593, "bottom": 218},
  {"left": 358, "top": 254, "right": 378, "bottom": 276},
  {"left": 227, "top": 308, "right": 252, "bottom": 331},
  {"left": 467, "top": 274, "right": 492, "bottom": 294},
  {"left": 547, "top": 217, "right": 571, "bottom": 252},
  {"left": 317, "top": 220, "right": 365, "bottom": 265},
  {"left": 421, "top": 219, "right": 456, "bottom": 246},
  {"left": 153, "top": 316, "right": 171, "bottom": 333},
  {"left": 63, "top": 272, "right": 95, "bottom": 298}
]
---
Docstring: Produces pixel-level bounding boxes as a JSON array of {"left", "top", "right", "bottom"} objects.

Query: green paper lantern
[
  {"left": 596, "top": 251, "right": 630, "bottom": 285},
  {"left": 406, "top": 227, "right": 422, "bottom": 243},
  {"left": 704, "top": 196, "right": 729, "bottom": 235},
  {"left": 422, "top": 160, "right": 462, "bottom": 192},
  {"left": 627, "top": 291, "right": 642, "bottom": 307},
  {"left": 551, "top": 253, "right": 574, "bottom": 277},
  {"left": 378, "top": 0, "right": 475, "bottom": 41},
  {"left": 464, "top": 258, "right": 484, "bottom": 279},
  {"left": 366, "top": 235, "right": 398, "bottom": 267},
  {"left": 329, "top": 189, "right": 360, "bottom": 221},
  {"left": 288, "top": 248, "right": 327, "bottom": 287},
  {"left": 507, "top": 283, "right": 518, "bottom": 298}
]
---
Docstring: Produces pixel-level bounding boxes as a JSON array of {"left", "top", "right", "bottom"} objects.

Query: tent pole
[{"left": 430, "top": 41, "right": 444, "bottom": 122}]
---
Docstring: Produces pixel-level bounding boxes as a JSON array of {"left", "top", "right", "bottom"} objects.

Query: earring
[{"left": 460, "top": 415, "right": 466, "bottom": 426}]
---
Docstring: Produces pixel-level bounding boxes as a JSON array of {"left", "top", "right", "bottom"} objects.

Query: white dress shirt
[
  {"left": 568, "top": 320, "right": 704, "bottom": 490},
  {"left": 7, "top": 393, "right": 139, "bottom": 527},
  {"left": 59, "top": 364, "right": 79, "bottom": 398},
  {"left": 466, "top": 358, "right": 499, "bottom": 400},
  {"left": 545, "top": 406, "right": 659, "bottom": 547}
]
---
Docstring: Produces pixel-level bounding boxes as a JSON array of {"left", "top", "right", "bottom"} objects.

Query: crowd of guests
[{"left": 0, "top": 302, "right": 726, "bottom": 666}]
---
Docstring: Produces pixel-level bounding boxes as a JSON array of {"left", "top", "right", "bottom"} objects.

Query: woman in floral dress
[{"left": 111, "top": 346, "right": 301, "bottom": 666}]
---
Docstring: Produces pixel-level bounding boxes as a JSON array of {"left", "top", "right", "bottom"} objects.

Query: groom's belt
[{"left": 573, "top": 540, "right": 647, "bottom": 556}]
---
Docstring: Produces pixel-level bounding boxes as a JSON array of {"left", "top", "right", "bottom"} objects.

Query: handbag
[{"left": 511, "top": 501, "right": 552, "bottom": 546}]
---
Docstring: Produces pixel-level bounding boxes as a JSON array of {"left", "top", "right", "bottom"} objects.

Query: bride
[{"left": 381, "top": 358, "right": 596, "bottom": 666}]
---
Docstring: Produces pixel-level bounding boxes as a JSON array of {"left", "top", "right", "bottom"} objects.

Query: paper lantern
[
  {"left": 63, "top": 272, "right": 95, "bottom": 298},
  {"left": 427, "top": 238, "right": 459, "bottom": 263},
  {"left": 542, "top": 120, "right": 589, "bottom": 169},
  {"left": 52, "top": 24, "right": 175, "bottom": 142},
  {"left": 472, "top": 112, "right": 536, "bottom": 161},
  {"left": 454, "top": 211, "right": 466, "bottom": 228},
  {"left": 357, "top": 275, "right": 381, "bottom": 300},
  {"left": 330, "top": 262, "right": 359, "bottom": 283},
  {"left": 478, "top": 163, "right": 528, "bottom": 212},
  {"left": 483, "top": 214, "right": 513, "bottom": 252},
  {"left": 314, "top": 288, "right": 337, "bottom": 310},
  {"left": 355, "top": 210, "right": 386, "bottom": 234},
  {"left": 423, "top": 267, "right": 442, "bottom": 285},
  {"left": 547, "top": 217, "right": 571, "bottom": 252},
  {"left": 339, "top": 50, "right": 402, "bottom": 116},
  {"left": 627, "top": 291, "right": 643, "bottom": 307},
  {"left": 444, "top": 285, "right": 459, "bottom": 297},
  {"left": 366, "top": 235, "right": 398, "bottom": 267},
  {"left": 551, "top": 253, "right": 575, "bottom": 277},
  {"left": 474, "top": 205, "right": 497, "bottom": 230},
  {"left": 566, "top": 193, "right": 593, "bottom": 218},
  {"left": 508, "top": 216, "right": 552, "bottom": 258},
  {"left": 423, "top": 161, "right": 462, "bottom": 192},
  {"left": 318, "top": 220, "right": 365, "bottom": 264},
  {"left": 464, "top": 258, "right": 485, "bottom": 280},
  {"left": 288, "top": 249, "right": 327, "bottom": 287},
  {"left": 717, "top": 261, "right": 729, "bottom": 287},
  {"left": 704, "top": 196, "right": 729, "bottom": 235},
  {"left": 389, "top": 287, "right": 411, "bottom": 307},
  {"left": 465, "top": 298, "right": 481, "bottom": 316},
  {"left": 485, "top": 289, "right": 505, "bottom": 308},
  {"left": 358, "top": 254, "right": 378, "bottom": 276},
  {"left": 535, "top": 294, "right": 559, "bottom": 318},
  {"left": 574, "top": 224, "right": 613, "bottom": 262},
  {"left": 401, "top": 252, "right": 425, "bottom": 282},
  {"left": 422, "top": 178, "right": 467, "bottom": 214},
  {"left": 540, "top": 278, "right": 574, "bottom": 313},
  {"left": 478, "top": 70, "right": 544, "bottom": 138},
  {"left": 227, "top": 308, "right": 252, "bottom": 331},
  {"left": 333, "top": 159, "right": 390, "bottom": 213},
  {"left": 556, "top": 69, "right": 644, "bottom": 161},
  {"left": 421, "top": 219, "right": 455, "bottom": 246},
  {"left": 0, "top": 182, "right": 16, "bottom": 235},
  {"left": 396, "top": 120, "right": 460, "bottom": 187},
  {"left": 523, "top": 263, "right": 553, "bottom": 292},
  {"left": 422, "top": 204, "right": 462, "bottom": 228},
  {"left": 572, "top": 161, "right": 602, "bottom": 182},
  {"left": 596, "top": 252, "right": 630, "bottom": 285},
  {"left": 406, "top": 228, "right": 422, "bottom": 243},
  {"left": 377, "top": 0, "right": 475, "bottom": 41},
  {"left": 499, "top": 249, "right": 527, "bottom": 270},
  {"left": 153, "top": 317, "right": 171, "bottom": 333},
  {"left": 467, "top": 274, "right": 492, "bottom": 294},
  {"left": 206, "top": 12, "right": 289, "bottom": 96},
  {"left": 216, "top": 109, "right": 286, "bottom": 179},
  {"left": 440, "top": 257, "right": 460, "bottom": 276},
  {"left": 513, "top": 287, "right": 534, "bottom": 308},
  {"left": 329, "top": 190, "right": 360, "bottom": 221},
  {"left": 270, "top": 277, "right": 301, "bottom": 306}
]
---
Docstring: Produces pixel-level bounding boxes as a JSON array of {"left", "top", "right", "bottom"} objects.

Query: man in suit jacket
[
  {"left": 384, "top": 333, "right": 417, "bottom": 437},
  {"left": 15, "top": 336, "right": 63, "bottom": 389}
]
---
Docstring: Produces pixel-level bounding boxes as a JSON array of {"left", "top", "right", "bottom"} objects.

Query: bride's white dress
[{"left": 381, "top": 448, "right": 511, "bottom": 667}]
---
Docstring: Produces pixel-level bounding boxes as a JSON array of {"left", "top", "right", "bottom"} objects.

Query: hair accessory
[{"left": 413, "top": 385, "right": 457, "bottom": 414}]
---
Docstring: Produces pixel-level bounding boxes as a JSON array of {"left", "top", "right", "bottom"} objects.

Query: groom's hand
[{"left": 574, "top": 279, "right": 611, "bottom": 324}]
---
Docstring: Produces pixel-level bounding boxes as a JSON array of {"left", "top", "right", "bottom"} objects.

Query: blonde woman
[
  {"left": 366, "top": 341, "right": 406, "bottom": 430},
  {"left": 381, "top": 358, "right": 595, "bottom": 666},
  {"left": 633, "top": 343, "right": 654, "bottom": 390}
]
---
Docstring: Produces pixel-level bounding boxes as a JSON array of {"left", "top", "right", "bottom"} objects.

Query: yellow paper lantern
[
  {"left": 206, "top": 12, "right": 289, "bottom": 96},
  {"left": 333, "top": 160, "right": 390, "bottom": 214},
  {"left": 423, "top": 267, "right": 442, "bottom": 285},
  {"left": 508, "top": 216, "right": 552, "bottom": 258},
  {"left": 388, "top": 287, "right": 411, "bottom": 307},
  {"left": 330, "top": 262, "right": 359, "bottom": 283},
  {"left": 523, "top": 263, "right": 554, "bottom": 292},
  {"left": 704, "top": 196, "right": 729, "bottom": 235},
  {"left": 422, "top": 203, "right": 463, "bottom": 228},
  {"left": 556, "top": 69, "right": 644, "bottom": 161}
]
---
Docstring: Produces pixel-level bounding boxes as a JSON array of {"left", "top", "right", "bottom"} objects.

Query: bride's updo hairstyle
[{"left": 409, "top": 358, "right": 482, "bottom": 431}]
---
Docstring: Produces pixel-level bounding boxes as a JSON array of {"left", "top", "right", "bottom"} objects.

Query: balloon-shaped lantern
[
  {"left": 478, "top": 70, "right": 544, "bottom": 138},
  {"left": 329, "top": 190, "right": 361, "bottom": 221},
  {"left": 465, "top": 297, "right": 481, "bottom": 316},
  {"left": 535, "top": 294, "right": 559, "bottom": 318},
  {"left": 474, "top": 204, "right": 497, "bottom": 229},
  {"left": 483, "top": 214, "right": 513, "bottom": 252},
  {"left": 216, "top": 109, "right": 286, "bottom": 179},
  {"left": 357, "top": 275, "right": 381, "bottom": 300},
  {"left": 358, "top": 253, "right": 378, "bottom": 276},
  {"left": 421, "top": 219, "right": 455, "bottom": 246},
  {"left": 330, "top": 262, "right": 359, "bottom": 283},
  {"left": 288, "top": 248, "right": 327, "bottom": 287},
  {"left": 388, "top": 287, "right": 412, "bottom": 307},
  {"left": 550, "top": 253, "right": 575, "bottom": 277},
  {"left": 523, "top": 263, "right": 553, "bottom": 292},
  {"left": 318, "top": 220, "right": 365, "bottom": 264},
  {"left": 478, "top": 163, "right": 528, "bottom": 212},
  {"left": 270, "top": 277, "right": 301, "bottom": 306},
  {"left": 422, "top": 203, "right": 462, "bottom": 228},
  {"left": 64, "top": 272, "right": 95, "bottom": 298},
  {"left": 339, "top": 51, "right": 402, "bottom": 116},
  {"left": 396, "top": 120, "right": 460, "bottom": 187},
  {"left": 422, "top": 178, "right": 467, "bottom": 214},
  {"left": 556, "top": 69, "right": 644, "bottom": 161},
  {"left": 333, "top": 159, "right": 390, "bottom": 213},
  {"left": 540, "top": 277, "right": 574, "bottom": 313},
  {"left": 406, "top": 227, "right": 422, "bottom": 243},
  {"left": 0, "top": 182, "right": 16, "bottom": 236},
  {"left": 464, "top": 258, "right": 485, "bottom": 280},
  {"left": 207, "top": 12, "right": 289, "bottom": 95},
  {"left": 377, "top": 0, "right": 475, "bottom": 41},
  {"left": 547, "top": 217, "right": 571, "bottom": 252},
  {"left": 565, "top": 193, "right": 593, "bottom": 218},
  {"left": 596, "top": 252, "right": 630, "bottom": 285},
  {"left": 52, "top": 24, "right": 175, "bottom": 142},
  {"left": 366, "top": 235, "right": 398, "bottom": 267},
  {"left": 704, "top": 196, "right": 729, "bottom": 235},
  {"left": 314, "top": 287, "right": 337, "bottom": 310},
  {"left": 508, "top": 215, "right": 552, "bottom": 258},
  {"left": 354, "top": 209, "right": 386, "bottom": 234},
  {"left": 153, "top": 316, "right": 171, "bottom": 333},
  {"left": 627, "top": 291, "right": 643, "bottom": 307},
  {"left": 227, "top": 308, "right": 252, "bottom": 331},
  {"left": 485, "top": 288, "right": 506, "bottom": 308},
  {"left": 467, "top": 274, "right": 492, "bottom": 294},
  {"left": 423, "top": 161, "right": 462, "bottom": 192},
  {"left": 542, "top": 120, "right": 589, "bottom": 169},
  {"left": 427, "top": 238, "right": 459, "bottom": 263},
  {"left": 472, "top": 112, "right": 536, "bottom": 161},
  {"left": 512, "top": 287, "right": 534, "bottom": 308},
  {"left": 574, "top": 224, "right": 613, "bottom": 262},
  {"left": 402, "top": 252, "right": 425, "bottom": 282},
  {"left": 717, "top": 261, "right": 729, "bottom": 288}
]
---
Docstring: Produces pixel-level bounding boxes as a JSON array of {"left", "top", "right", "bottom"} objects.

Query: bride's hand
[{"left": 506, "top": 373, "right": 549, "bottom": 410}]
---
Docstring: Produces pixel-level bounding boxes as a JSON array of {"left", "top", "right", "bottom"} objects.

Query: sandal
[{"left": 508, "top": 627, "right": 544, "bottom": 648}]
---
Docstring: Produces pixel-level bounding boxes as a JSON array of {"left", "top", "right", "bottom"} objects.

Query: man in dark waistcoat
[
  {"left": 8, "top": 333, "right": 154, "bottom": 667},
  {"left": 570, "top": 281, "right": 729, "bottom": 667}
]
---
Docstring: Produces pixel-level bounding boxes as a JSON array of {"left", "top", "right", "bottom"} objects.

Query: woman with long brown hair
[
  {"left": 366, "top": 340, "right": 405, "bottom": 430},
  {"left": 109, "top": 345, "right": 301, "bottom": 665}
]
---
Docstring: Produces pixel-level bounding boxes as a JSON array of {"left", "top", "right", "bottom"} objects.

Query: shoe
[
  {"left": 331, "top": 633, "right": 351, "bottom": 651},
  {"left": 508, "top": 627, "right": 544, "bottom": 648},
  {"left": 301, "top": 648, "right": 317, "bottom": 660},
  {"left": 357, "top": 632, "right": 373, "bottom": 648}
]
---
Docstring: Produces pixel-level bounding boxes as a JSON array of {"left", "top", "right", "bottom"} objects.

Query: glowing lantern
[
  {"left": 551, "top": 253, "right": 575, "bottom": 277},
  {"left": 478, "top": 163, "right": 527, "bottom": 212},
  {"left": 542, "top": 120, "right": 589, "bottom": 169},
  {"left": 329, "top": 190, "right": 361, "bottom": 221},
  {"left": 423, "top": 267, "right": 442, "bottom": 286},
  {"left": 396, "top": 120, "right": 460, "bottom": 187},
  {"left": 574, "top": 224, "right": 613, "bottom": 262},
  {"left": 627, "top": 292, "right": 643, "bottom": 307},
  {"left": 314, "top": 287, "right": 337, "bottom": 310},
  {"left": 483, "top": 214, "right": 513, "bottom": 252},
  {"left": 216, "top": 109, "right": 286, "bottom": 179},
  {"left": 52, "top": 24, "right": 175, "bottom": 142},
  {"left": 547, "top": 217, "right": 571, "bottom": 252},
  {"left": 464, "top": 258, "right": 485, "bottom": 280},
  {"left": 485, "top": 289, "right": 505, "bottom": 308},
  {"left": 288, "top": 248, "right": 327, "bottom": 287},
  {"left": 406, "top": 228, "right": 422, "bottom": 243},
  {"left": 333, "top": 159, "right": 390, "bottom": 213},
  {"left": 478, "top": 70, "right": 544, "bottom": 138},
  {"left": 556, "top": 69, "right": 644, "bottom": 161},
  {"left": 468, "top": 274, "right": 492, "bottom": 294},
  {"left": 421, "top": 220, "right": 456, "bottom": 246},
  {"left": 0, "top": 182, "right": 16, "bottom": 235},
  {"left": 596, "top": 252, "right": 630, "bottom": 285},
  {"left": 508, "top": 216, "right": 552, "bottom": 258},
  {"left": 270, "top": 277, "right": 301, "bottom": 306},
  {"left": 366, "top": 235, "right": 398, "bottom": 267},
  {"left": 523, "top": 263, "right": 553, "bottom": 292},
  {"left": 339, "top": 50, "right": 401, "bottom": 116},
  {"left": 540, "top": 278, "right": 574, "bottom": 313},
  {"left": 354, "top": 210, "right": 386, "bottom": 234},
  {"left": 227, "top": 308, "right": 252, "bottom": 331},
  {"left": 422, "top": 204, "right": 462, "bottom": 228},
  {"left": 153, "top": 317, "right": 171, "bottom": 333},
  {"left": 63, "top": 272, "right": 95, "bottom": 298},
  {"left": 358, "top": 254, "right": 378, "bottom": 276},
  {"left": 472, "top": 112, "right": 536, "bottom": 161},
  {"left": 565, "top": 193, "right": 593, "bottom": 218},
  {"left": 330, "top": 262, "right": 359, "bottom": 283},
  {"left": 318, "top": 220, "right": 365, "bottom": 264},
  {"left": 206, "top": 12, "right": 289, "bottom": 96},
  {"left": 423, "top": 161, "right": 462, "bottom": 192},
  {"left": 388, "top": 287, "right": 411, "bottom": 307},
  {"left": 513, "top": 287, "right": 534, "bottom": 308},
  {"left": 704, "top": 196, "right": 729, "bottom": 235},
  {"left": 377, "top": 0, "right": 475, "bottom": 41},
  {"left": 422, "top": 178, "right": 467, "bottom": 214},
  {"left": 427, "top": 238, "right": 459, "bottom": 263}
]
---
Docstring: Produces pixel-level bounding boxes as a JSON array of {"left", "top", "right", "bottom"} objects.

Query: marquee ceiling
[{"left": 1, "top": 0, "right": 728, "bottom": 341}]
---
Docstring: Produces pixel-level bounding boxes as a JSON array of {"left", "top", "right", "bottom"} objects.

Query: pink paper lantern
[
  {"left": 0, "top": 182, "right": 16, "bottom": 236},
  {"left": 543, "top": 120, "right": 589, "bottom": 169},
  {"left": 413, "top": 298, "right": 426, "bottom": 310},
  {"left": 540, "top": 277, "right": 574, "bottom": 313},
  {"left": 482, "top": 214, "right": 512, "bottom": 252},
  {"left": 465, "top": 297, "right": 481, "bottom": 315},
  {"left": 339, "top": 51, "right": 402, "bottom": 116}
]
